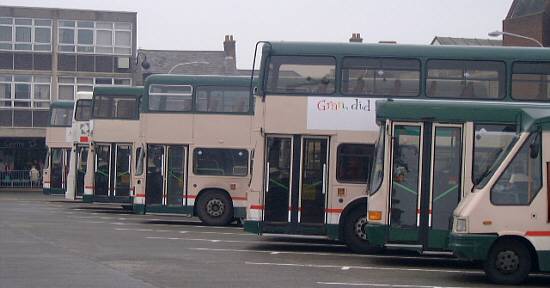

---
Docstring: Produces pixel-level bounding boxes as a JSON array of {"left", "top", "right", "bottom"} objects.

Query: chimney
[
  {"left": 349, "top": 33, "right": 363, "bottom": 43},
  {"left": 223, "top": 35, "right": 237, "bottom": 74},
  {"left": 224, "top": 35, "right": 236, "bottom": 60}
]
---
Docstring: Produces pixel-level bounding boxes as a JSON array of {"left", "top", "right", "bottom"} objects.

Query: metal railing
[{"left": 0, "top": 170, "right": 42, "bottom": 188}]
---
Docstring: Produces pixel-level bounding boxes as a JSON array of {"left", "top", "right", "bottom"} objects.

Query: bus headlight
[{"left": 454, "top": 217, "right": 468, "bottom": 233}]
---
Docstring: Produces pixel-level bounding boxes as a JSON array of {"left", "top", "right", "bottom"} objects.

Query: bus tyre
[
  {"left": 484, "top": 239, "right": 531, "bottom": 285},
  {"left": 343, "top": 208, "right": 378, "bottom": 253},
  {"left": 196, "top": 190, "right": 234, "bottom": 226}
]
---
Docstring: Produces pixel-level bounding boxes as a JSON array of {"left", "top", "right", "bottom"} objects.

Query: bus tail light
[{"left": 368, "top": 211, "right": 382, "bottom": 221}]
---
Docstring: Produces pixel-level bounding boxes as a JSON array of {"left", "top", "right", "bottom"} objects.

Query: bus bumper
[
  {"left": 243, "top": 220, "right": 262, "bottom": 234},
  {"left": 365, "top": 223, "right": 388, "bottom": 247},
  {"left": 448, "top": 233, "right": 497, "bottom": 261}
]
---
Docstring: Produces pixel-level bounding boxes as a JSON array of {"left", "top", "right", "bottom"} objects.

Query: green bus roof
[
  {"left": 93, "top": 86, "right": 144, "bottom": 96},
  {"left": 50, "top": 101, "right": 74, "bottom": 109},
  {"left": 262, "top": 41, "right": 550, "bottom": 61},
  {"left": 376, "top": 100, "right": 550, "bottom": 131}
]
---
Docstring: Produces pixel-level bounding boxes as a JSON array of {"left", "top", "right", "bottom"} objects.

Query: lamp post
[
  {"left": 488, "top": 30, "right": 543, "bottom": 47},
  {"left": 135, "top": 51, "right": 150, "bottom": 69},
  {"left": 167, "top": 61, "right": 210, "bottom": 74}
]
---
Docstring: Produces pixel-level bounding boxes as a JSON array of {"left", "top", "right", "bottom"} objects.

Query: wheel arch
[
  {"left": 338, "top": 196, "right": 368, "bottom": 241},
  {"left": 491, "top": 235, "right": 539, "bottom": 271}
]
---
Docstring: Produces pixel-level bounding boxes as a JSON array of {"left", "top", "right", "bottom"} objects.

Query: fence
[{"left": 0, "top": 170, "right": 42, "bottom": 188}]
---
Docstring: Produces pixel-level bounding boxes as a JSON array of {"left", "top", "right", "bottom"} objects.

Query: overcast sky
[{"left": 3, "top": 0, "right": 515, "bottom": 68}]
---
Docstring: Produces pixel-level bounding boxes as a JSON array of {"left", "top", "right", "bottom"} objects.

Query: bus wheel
[
  {"left": 196, "top": 190, "right": 234, "bottom": 226},
  {"left": 343, "top": 208, "right": 378, "bottom": 253},
  {"left": 484, "top": 239, "right": 531, "bottom": 285}
]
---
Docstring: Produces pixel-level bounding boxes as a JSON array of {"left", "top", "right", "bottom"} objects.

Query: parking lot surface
[{"left": 0, "top": 192, "right": 548, "bottom": 288}]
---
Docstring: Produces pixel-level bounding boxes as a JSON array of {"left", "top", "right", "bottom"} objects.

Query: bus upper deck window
[
  {"left": 265, "top": 56, "right": 336, "bottom": 95},
  {"left": 341, "top": 57, "right": 420, "bottom": 97},
  {"left": 511, "top": 62, "right": 550, "bottom": 101}
]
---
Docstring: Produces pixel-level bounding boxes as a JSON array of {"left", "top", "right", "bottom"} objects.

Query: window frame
[
  {"left": 511, "top": 61, "right": 550, "bottom": 102},
  {"left": 264, "top": 55, "right": 338, "bottom": 96},
  {"left": 490, "top": 131, "right": 543, "bottom": 206},
  {"left": 148, "top": 84, "right": 194, "bottom": 112},
  {"left": 192, "top": 148, "right": 249, "bottom": 177},
  {"left": 425, "top": 59, "right": 506, "bottom": 100},
  {"left": 0, "top": 17, "right": 52, "bottom": 52},
  {"left": 49, "top": 106, "right": 73, "bottom": 127},
  {"left": 92, "top": 94, "right": 140, "bottom": 120},
  {"left": 335, "top": 143, "right": 375, "bottom": 184},
  {"left": 340, "top": 56, "right": 421, "bottom": 98},
  {"left": 74, "top": 99, "right": 92, "bottom": 121},
  {"left": 194, "top": 85, "right": 253, "bottom": 115},
  {"left": 57, "top": 20, "right": 132, "bottom": 55}
]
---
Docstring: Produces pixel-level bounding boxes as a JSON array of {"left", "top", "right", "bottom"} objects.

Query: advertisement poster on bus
[{"left": 307, "top": 97, "right": 378, "bottom": 131}]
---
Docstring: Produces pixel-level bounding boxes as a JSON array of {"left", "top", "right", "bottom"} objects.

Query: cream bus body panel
[
  {"left": 134, "top": 113, "right": 254, "bottom": 211},
  {"left": 46, "top": 127, "right": 72, "bottom": 149},
  {"left": 91, "top": 120, "right": 140, "bottom": 143},
  {"left": 455, "top": 132, "right": 549, "bottom": 239},
  {"left": 248, "top": 94, "right": 378, "bottom": 228}
]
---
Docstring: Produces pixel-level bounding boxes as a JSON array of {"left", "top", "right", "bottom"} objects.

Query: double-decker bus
[
  {"left": 83, "top": 86, "right": 143, "bottom": 204},
  {"left": 244, "top": 41, "right": 550, "bottom": 252},
  {"left": 449, "top": 113, "right": 550, "bottom": 284},
  {"left": 66, "top": 91, "right": 93, "bottom": 200},
  {"left": 43, "top": 101, "right": 74, "bottom": 195},
  {"left": 132, "top": 75, "right": 254, "bottom": 226}
]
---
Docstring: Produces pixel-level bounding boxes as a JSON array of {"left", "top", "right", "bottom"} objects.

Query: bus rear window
[
  {"left": 93, "top": 95, "right": 139, "bottom": 119},
  {"left": 74, "top": 100, "right": 92, "bottom": 121},
  {"left": 511, "top": 62, "right": 550, "bottom": 101},
  {"left": 193, "top": 148, "right": 248, "bottom": 177},
  {"left": 265, "top": 56, "right": 336, "bottom": 95},
  {"left": 341, "top": 57, "right": 420, "bottom": 97},
  {"left": 195, "top": 86, "right": 250, "bottom": 113},
  {"left": 426, "top": 60, "right": 505, "bottom": 99},
  {"left": 50, "top": 107, "right": 73, "bottom": 126},
  {"left": 148, "top": 84, "right": 192, "bottom": 112},
  {"left": 336, "top": 143, "right": 374, "bottom": 183}
]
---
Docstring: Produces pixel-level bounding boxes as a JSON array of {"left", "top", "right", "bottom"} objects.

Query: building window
[
  {"left": 57, "top": 76, "right": 131, "bottom": 100},
  {"left": 0, "top": 17, "right": 52, "bottom": 52},
  {"left": 0, "top": 74, "right": 51, "bottom": 128},
  {"left": 58, "top": 20, "right": 132, "bottom": 55}
]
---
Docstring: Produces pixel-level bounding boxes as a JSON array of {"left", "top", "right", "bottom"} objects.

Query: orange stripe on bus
[
  {"left": 184, "top": 195, "right": 197, "bottom": 199},
  {"left": 43, "top": 181, "right": 50, "bottom": 184},
  {"left": 135, "top": 193, "right": 145, "bottom": 198},
  {"left": 231, "top": 196, "right": 247, "bottom": 201},
  {"left": 250, "top": 205, "right": 264, "bottom": 210},
  {"left": 84, "top": 186, "right": 94, "bottom": 189},
  {"left": 325, "top": 208, "right": 344, "bottom": 213},
  {"left": 526, "top": 231, "right": 550, "bottom": 237}
]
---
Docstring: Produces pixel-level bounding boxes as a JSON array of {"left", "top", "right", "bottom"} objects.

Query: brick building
[{"left": 503, "top": 0, "right": 550, "bottom": 46}]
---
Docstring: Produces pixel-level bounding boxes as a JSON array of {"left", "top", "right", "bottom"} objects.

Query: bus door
[
  {"left": 94, "top": 144, "right": 111, "bottom": 197},
  {"left": 263, "top": 135, "right": 329, "bottom": 229},
  {"left": 76, "top": 146, "right": 88, "bottom": 197},
  {"left": 388, "top": 122, "right": 463, "bottom": 249},
  {"left": 145, "top": 144, "right": 187, "bottom": 206},
  {"left": 114, "top": 144, "right": 132, "bottom": 197}
]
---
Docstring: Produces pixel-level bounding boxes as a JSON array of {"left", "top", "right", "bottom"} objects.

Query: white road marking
[
  {"left": 76, "top": 220, "right": 106, "bottom": 224},
  {"left": 317, "top": 282, "right": 469, "bottom": 288},
  {"left": 245, "top": 262, "right": 481, "bottom": 275},
  {"left": 146, "top": 236, "right": 344, "bottom": 247},
  {"left": 188, "top": 247, "right": 457, "bottom": 261}
]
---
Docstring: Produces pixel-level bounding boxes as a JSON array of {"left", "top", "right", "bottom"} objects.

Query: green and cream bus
[
  {"left": 449, "top": 111, "right": 550, "bottom": 284},
  {"left": 365, "top": 100, "right": 548, "bottom": 252},
  {"left": 83, "top": 86, "right": 143, "bottom": 204},
  {"left": 43, "top": 101, "right": 74, "bottom": 195},
  {"left": 132, "top": 75, "right": 254, "bottom": 226},
  {"left": 244, "top": 41, "right": 550, "bottom": 252}
]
